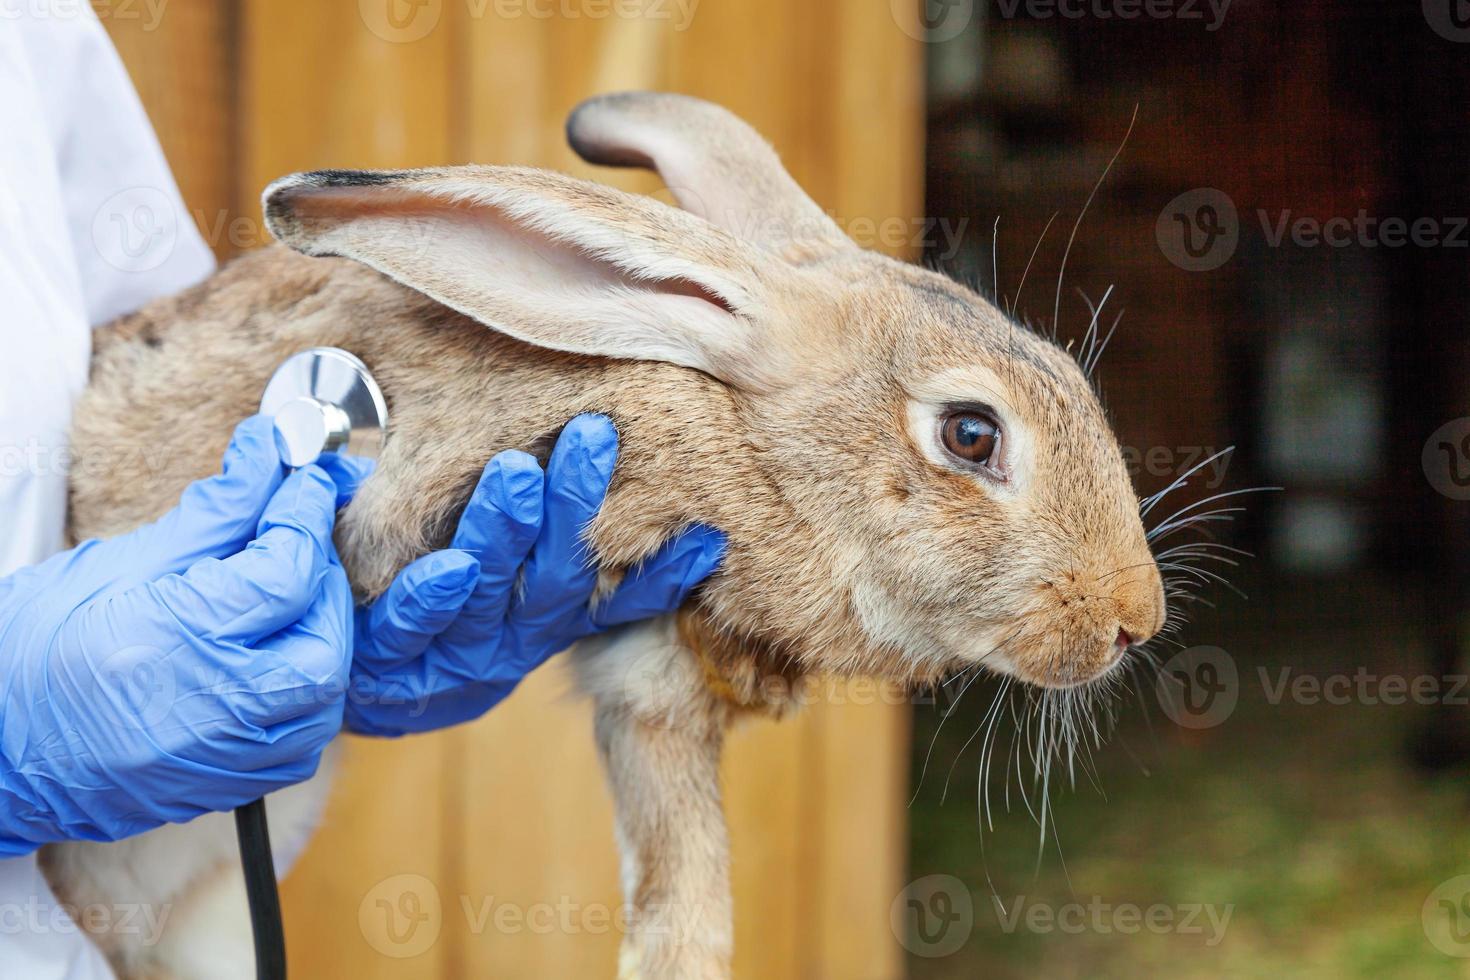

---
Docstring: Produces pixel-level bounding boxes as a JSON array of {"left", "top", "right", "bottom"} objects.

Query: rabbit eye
[{"left": 941, "top": 411, "right": 1002, "bottom": 469}]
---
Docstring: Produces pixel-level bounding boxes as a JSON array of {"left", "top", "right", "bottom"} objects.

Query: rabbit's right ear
[
  {"left": 263, "top": 166, "right": 810, "bottom": 391},
  {"left": 567, "top": 92, "right": 852, "bottom": 260}
]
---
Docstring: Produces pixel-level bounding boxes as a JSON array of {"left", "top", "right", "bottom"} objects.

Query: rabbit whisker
[
  {"left": 937, "top": 627, "right": 1028, "bottom": 805},
  {"left": 911, "top": 657, "right": 990, "bottom": 806},
  {"left": 1084, "top": 309, "right": 1125, "bottom": 380},
  {"left": 1139, "top": 447, "right": 1237, "bottom": 518},
  {"left": 1010, "top": 211, "right": 1059, "bottom": 319},
  {"left": 1051, "top": 105, "right": 1138, "bottom": 342}
]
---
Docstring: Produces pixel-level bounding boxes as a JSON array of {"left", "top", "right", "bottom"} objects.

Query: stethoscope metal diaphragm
[
  {"left": 259, "top": 347, "right": 389, "bottom": 467},
  {"left": 242, "top": 345, "right": 390, "bottom": 980}
]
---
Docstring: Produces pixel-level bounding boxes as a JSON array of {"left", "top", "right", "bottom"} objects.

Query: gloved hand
[
  {"left": 0, "top": 416, "right": 352, "bottom": 855},
  {"left": 344, "top": 414, "right": 725, "bottom": 737}
]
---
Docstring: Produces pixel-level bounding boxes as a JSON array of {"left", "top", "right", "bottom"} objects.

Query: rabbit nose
[{"left": 1114, "top": 628, "right": 1133, "bottom": 651}]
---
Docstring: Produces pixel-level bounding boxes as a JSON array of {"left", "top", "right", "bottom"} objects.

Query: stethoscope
[{"left": 243, "top": 348, "right": 389, "bottom": 980}]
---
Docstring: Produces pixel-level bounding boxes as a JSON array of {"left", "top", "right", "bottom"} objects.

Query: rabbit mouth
[
  {"left": 1004, "top": 645, "right": 1129, "bottom": 690},
  {"left": 984, "top": 564, "right": 1163, "bottom": 689},
  {"left": 852, "top": 578, "right": 1149, "bottom": 690},
  {"left": 961, "top": 618, "right": 1136, "bottom": 691}
]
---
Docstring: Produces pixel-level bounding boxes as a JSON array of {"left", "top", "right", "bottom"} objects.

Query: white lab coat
[{"left": 0, "top": 5, "right": 215, "bottom": 976}]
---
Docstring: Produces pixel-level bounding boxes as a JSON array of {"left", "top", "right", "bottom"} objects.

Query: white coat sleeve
[{"left": 17, "top": 2, "right": 217, "bottom": 326}]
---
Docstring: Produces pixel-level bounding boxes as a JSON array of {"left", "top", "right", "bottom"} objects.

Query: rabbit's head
[{"left": 263, "top": 92, "right": 1163, "bottom": 691}]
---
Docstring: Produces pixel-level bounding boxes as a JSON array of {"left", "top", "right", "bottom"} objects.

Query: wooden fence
[{"left": 98, "top": 2, "right": 922, "bottom": 975}]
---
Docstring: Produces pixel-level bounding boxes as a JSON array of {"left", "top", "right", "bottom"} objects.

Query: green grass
[{"left": 905, "top": 578, "right": 1470, "bottom": 979}]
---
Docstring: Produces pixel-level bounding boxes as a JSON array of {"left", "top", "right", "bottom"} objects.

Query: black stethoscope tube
[
  {"left": 237, "top": 347, "right": 388, "bottom": 980},
  {"left": 235, "top": 798, "right": 287, "bottom": 979}
]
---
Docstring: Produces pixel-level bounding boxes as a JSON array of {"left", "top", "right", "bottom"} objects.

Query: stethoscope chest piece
[
  {"left": 259, "top": 347, "right": 389, "bottom": 467},
  {"left": 244, "top": 345, "right": 389, "bottom": 980}
]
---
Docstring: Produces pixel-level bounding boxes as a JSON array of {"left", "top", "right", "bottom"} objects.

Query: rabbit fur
[{"left": 47, "top": 92, "right": 1164, "bottom": 979}]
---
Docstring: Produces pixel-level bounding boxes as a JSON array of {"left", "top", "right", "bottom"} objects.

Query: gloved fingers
[
  {"left": 145, "top": 465, "right": 342, "bottom": 644},
  {"left": 590, "top": 526, "right": 727, "bottom": 629},
  {"left": 175, "top": 692, "right": 344, "bottom": 776},
  {"left": 253, "top": 561, "right": 355, "bottom": 692},
  {"left": 511, "top": 415, "right": 617, "bottom": 625},
  {"left": 499, "top": 526, "right": 724, "bottom": 669},
  {"left": 357, "top": 680, "right": 514, "bottom": 737},
  {"left": 162, "top": 749, "right": 331, "bottom": 806},
  {"left": 316, "top": 453, "right": 376, "bottom": 508},
  {"left": 508, "top": 609, "right": 598, "bottom": 674},
  {"left": 432, "top": 451, "right": 544, "bottom": 652},
  {"left": 346, "top": 605, "right": 543, "bottom": 734},
  {"left": 216, "top": 705, "right": 346, "bottom": 774},
  {"left": 62, "top": 581, "right": 347, "bottom": 794},
  {"left": 200, "top": 565, "right": 352, "bottom": 764},
  {"left": 356, "top": 550, "right": 479, "bottom": 672},
  {"left": 344, "top": 658, "right": 515, "bottom": 737},
  {"left": 107, "top": 416, "right": 286, "bottom": 586},
  {"left": 343, "top": 651, "right": 442, "bottom": 737},
  {"left": 341, "top": 673, "right": 423, "bottom": 738}
]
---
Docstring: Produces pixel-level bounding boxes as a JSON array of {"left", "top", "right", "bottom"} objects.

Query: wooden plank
[
  {"left": 456, "top": 18, "right": 606, "bottom": 978},
  {"left": 108, "top": 1, "right": 919, "bottom": 975},
  {"left": 237, "top": 3, "right": 458, "bottom": 977},
  {"left": 456, "top": 19, "right": 669, "bottom": 979},
  {"left": 280, "top": 740, "right": 452, "bottom": 979},
  {"left": 94, "top": 1, "right": 240, "bottom": 259},
  {"left": 447, "top": 665, "right": 624, "bottom": 977},
  {"left": 805, "top": 686, "right": 914, "bottom": 980},
  {"left": 459, "top": 5, "right": 919, "bottom": 978},
  {"left": 456, "top": 8, "right": 818, "bottom": 978},
  {"left": 659, "top": 9, "right": 821, "bottom": 975},
  {"left": 238, "top": 0, "right": 456, "bottom": 237},
  {"left": 797, "top": 5, "right": 923, "bottom": 977}
]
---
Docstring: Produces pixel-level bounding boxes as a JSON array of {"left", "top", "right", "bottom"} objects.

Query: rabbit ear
[
  {"left": 263, "top": 166, "right": 802, "bottom": 391},
  {"left": 566, "top": 92, "right": 852, "bottom": 260}
]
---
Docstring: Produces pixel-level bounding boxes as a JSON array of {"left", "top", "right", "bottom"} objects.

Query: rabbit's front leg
[{"left": 574, "top": 616, "right": 735, "bottom": 980}]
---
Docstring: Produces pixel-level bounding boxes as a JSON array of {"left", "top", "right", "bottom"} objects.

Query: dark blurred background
[
  {"left": 907, "top": 1, "right": 1470, "bottom": 976},
  {"left": 99, "top": 0, "right": 1470, "bottom": 974}
]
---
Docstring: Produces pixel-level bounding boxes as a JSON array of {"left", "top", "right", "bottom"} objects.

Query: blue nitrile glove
[
  {"left": 0, "top": 416, "right": 353, "bottom": 856},
  {"left": 344, "top": 414, "right": 725, "bottom": 737}
]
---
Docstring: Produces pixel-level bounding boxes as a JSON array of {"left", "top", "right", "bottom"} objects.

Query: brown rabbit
[{"left": 49, "top": 92, "right": 1164, "bottom": 979}]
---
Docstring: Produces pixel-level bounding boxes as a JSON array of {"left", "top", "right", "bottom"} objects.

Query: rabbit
[{"left": 48, "top": 91, "right": 1165, "bottom": 980}]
